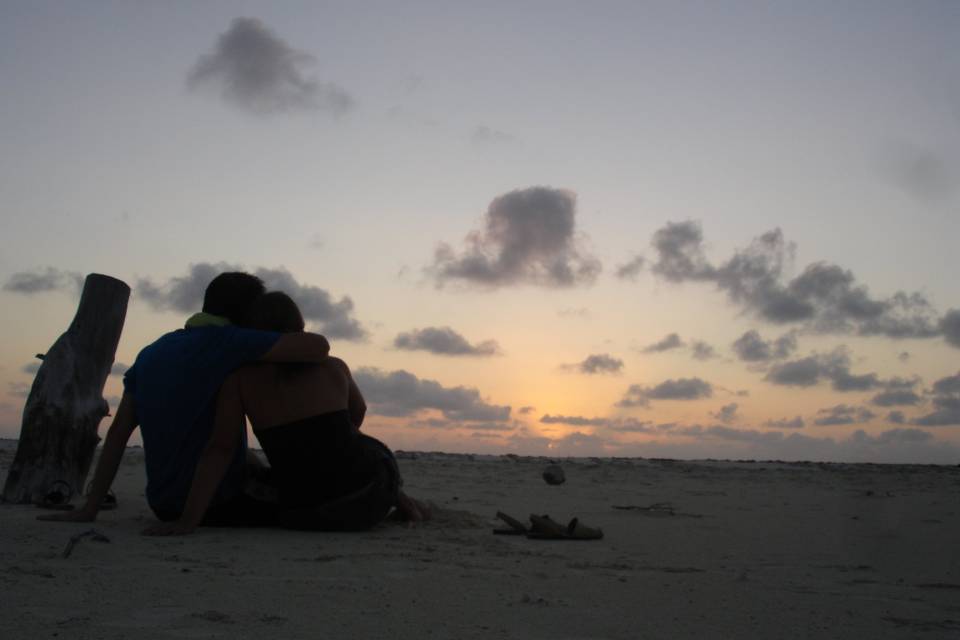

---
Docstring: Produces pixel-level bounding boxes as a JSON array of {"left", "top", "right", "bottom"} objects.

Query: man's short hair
[{"left": 202, "top": 272, "right": 266, "bottom": 324}]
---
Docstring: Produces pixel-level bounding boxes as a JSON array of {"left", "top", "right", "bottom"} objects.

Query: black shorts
[{"left": 278, "top": 435, "right": 401, "bottom": 531}]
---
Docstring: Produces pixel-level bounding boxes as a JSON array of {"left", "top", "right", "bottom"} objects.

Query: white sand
[{"left": 2, "top": 439, "right": 959, "bottom": 639}]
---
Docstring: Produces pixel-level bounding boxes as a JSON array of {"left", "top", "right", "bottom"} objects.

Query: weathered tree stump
[{"left": 2, "top": 274, "right": 130, "bottom": 504}]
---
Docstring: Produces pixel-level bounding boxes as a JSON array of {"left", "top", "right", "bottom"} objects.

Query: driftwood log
[{"left": 2, "top": 274, "right": 130, "bottom": 504}]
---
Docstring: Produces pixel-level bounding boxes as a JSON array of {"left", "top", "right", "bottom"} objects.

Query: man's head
[{"left": 202, "top": 272, "right": 266, "bottom": 324}]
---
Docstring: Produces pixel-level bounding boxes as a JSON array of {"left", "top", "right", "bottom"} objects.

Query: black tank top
[{"left": 253, "top": 410, "right": 370, "bottom": 507}]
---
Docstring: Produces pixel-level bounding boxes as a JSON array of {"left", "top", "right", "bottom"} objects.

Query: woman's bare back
[{"left": 237, "top": 357, "right": 364, "bottom": 430}]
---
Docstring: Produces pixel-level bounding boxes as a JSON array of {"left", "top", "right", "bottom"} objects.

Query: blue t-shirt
[{"left": 123, "top": 325, "right": 280, "bottom": 516}]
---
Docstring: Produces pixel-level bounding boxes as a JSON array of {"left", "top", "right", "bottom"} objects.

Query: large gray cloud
[
  {"left": 354, "top": 367, "right": 510, "bottom": 422},
  {"left": 765, "top": 355, "right": 831, "bottom": 387},
  {"left": 187, "top": 17, "right": 354, "bottom": 116},
  {"left": 912, "top": 371, "right": 960, "bottom": 426},
  {"left": 813, "top": 404, "right": 876, "bottom": 426},
  {"left": 643, "top": 221, "right": 945, "bottom": 341},
  {"left": 871, "top": 388, "right": 921, "bottom": 407},
  {"left": 618, "top": 377, "right": 713, "bottom": 407},
  {"left": 764, "top": 347, "right": 894, "bottom": 392},
  {"left": 393, "top": 326, "right": 499, "bottom": 357},
  {"left": 136, "top": 262, "right": 367, "bottom": 340},
  {"left": 429, "top": 186, "right": 601, "bottom": 288},
  {"left": 3, "top": 268, "right": 83, "bottom": 295},
  {"left": 565, "top": 353, "right": 624, "bottom": 375},
  {"left": 731, "top": 330, "right": 797, "bottom": 362}
]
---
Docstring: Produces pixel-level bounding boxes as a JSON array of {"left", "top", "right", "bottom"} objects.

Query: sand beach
[{"left": 2, "top": 439, "right": 959, "bottom": 639}]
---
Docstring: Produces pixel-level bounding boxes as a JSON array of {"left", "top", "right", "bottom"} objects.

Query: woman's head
[{"left": 243, "top": 291, "right": 305, "bottom": 333}]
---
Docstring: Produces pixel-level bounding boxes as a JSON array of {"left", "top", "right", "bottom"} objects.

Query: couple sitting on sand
[{"left": 42, "top": 272, "right": 428, "bottom": 533}]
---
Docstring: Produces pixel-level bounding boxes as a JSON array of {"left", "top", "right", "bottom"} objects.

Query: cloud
[
  {"left": 643, "top": 221, "right": 944, "bottom": 340},
  {"left": 648, "top": 425, "right": 951, "bottom": 464},
  {"left": 564, "top": 353, "right": 623, "bottom": 375},
  {"left": 618, "top": 377, "right": 713, "bottom": 407},
  {"left": 110, "top": 362, "right": 129, "bottom": 377},
  {"left": 539, "top": 414, "right": 654, "bottom": 433},
  {"left": 639, "top": 333, "right": 716, "bottom": 360},
  {"left": 540, "top": 414, "right": 608, "bottom": 427},
  {"left": 710, "top": 403, "right": 739, "bottom": 423},
  {"left": 21, "top": 362, "right": 40, "bottom": 375},
  {"left": 429, "top": 186, "right": 601, "bottom": 288},
  {"left": 393, "top": 327, "right": 499, "bottom": 357},
  {"left": 813, "top": 404, "right": 876, "bottom": 426},
  {"left": 898, "top": 351, "right": 911, "bottom": 363},
  {"left": 136, "top": 262, "right": 367, "bottom": 340},
  {"left": 676, "top": 424, "right": 787, "bottom": 445},
  {"left": 517, "top": 406, "right": 536, "bottom": 415},
  {"left": 731, "top": 330, "right": 797, "bottom": 362},
  {"left": 3, "top": 268, "right": 83, "bottom": 295},
  {"left": 886, "top": 410, "right": 906, "bottom": 424},
  {"left": 353, "top": 367, "right": 510, "bottom": 422},
  {"left": 187, "top": 17, "right": 354, "bottom": 116},
  {"left": 764, "top": 416, "right": 805, "bottom": 429},
  {"left": 765, "top": 356, "right": 828, "bottom": 387},
  {"left": 615, "top": 255, "right": 645, "bottom": 281},
  {"left": 881, "top": 143, "right": 956, "bottom": 204},
  {"left": 641, "top": 333, "right": 684, "bottom": 354},
  {"left": 941, "top": 310, "right": 960, "bottom": 348},
  {"left": 557, "top": 307, "right": 589, "bottom": 318},
  {"left": 407, "top": 417, "right": 513, "bottom": 432},
  {"left": 540, "top": 414, "right": 658, "bottom": 433},
  {"left": 690, "top": 341, "right": 717, "bottom": 361},
  {"left": 870, "top": 389, "right": 921, "bottom": 407},
  {"left": 912, "top": 371, "right": 960, "bottom": 426},
  {"left": 472, "top": 125, "right": 517, "bottom": 145},
  {"left": 764, "top": 347, "right": 887, "bottom": 392},
  {"left": 852, "top": 427, "right": 933, "bottom": 445}
]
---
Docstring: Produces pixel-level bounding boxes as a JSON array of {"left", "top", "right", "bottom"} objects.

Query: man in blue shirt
[{"left": 40, "top": 272, "right": 331, "bottom": 525}]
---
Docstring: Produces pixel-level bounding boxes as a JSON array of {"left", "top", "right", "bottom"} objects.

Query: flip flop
[
  {"left": 493, "top": 510, "right": 529, "bottom": 535},
  {"left": 527, "top": 514, "right": 603, "bottom": 540},
  {"left": 493, "top": 512, "right": 604, "bottom": 540}
]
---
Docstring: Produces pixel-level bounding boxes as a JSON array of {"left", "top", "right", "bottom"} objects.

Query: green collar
[{"left": 184, "top": 312, "right": 231, "bottom": 328}]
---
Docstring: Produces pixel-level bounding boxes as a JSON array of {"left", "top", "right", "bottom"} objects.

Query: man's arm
[
  {"left": 259, "top": 332, "right": 330, "bottom": 363},
  {"left": 142, "top": 374, "right": 244, "bottom": 535},
  {"left": 38, "top": 392, "right": 138, "bottom": 522}
]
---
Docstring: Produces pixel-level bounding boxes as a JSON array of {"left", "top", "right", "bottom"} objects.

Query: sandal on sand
[
  {"left": 493, "top": 511, "right": 530, "bottom": 535},
  {"left": 493, "top": 512, "right": 603, "bottom": 540},
  {"left": 528, "top": 514, "right": 603, "bottom": 540}
]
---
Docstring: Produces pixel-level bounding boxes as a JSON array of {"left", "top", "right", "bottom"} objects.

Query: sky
[{"left": 2, "top": 1, "right": 959, "bottom": 463}]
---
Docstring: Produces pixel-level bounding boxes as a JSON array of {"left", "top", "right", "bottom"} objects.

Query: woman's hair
[{"left": 243, "top": 291, "right": 305, "bottom": 333}]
